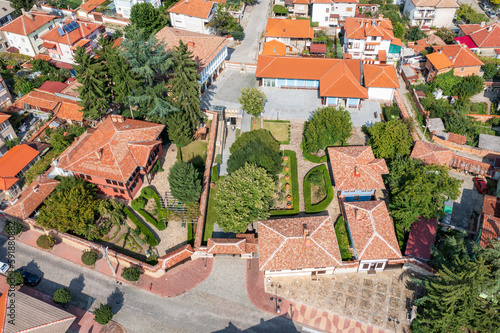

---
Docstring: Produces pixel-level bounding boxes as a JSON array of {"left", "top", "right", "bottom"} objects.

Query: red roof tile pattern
[
  {"left": 481, "top": 214, "right": 500, "bottom": 247},
  {"left": 258, "top": 216, "right": 342, "bottom": 271},
  {"left": 320, "top": 61, "right": 368, "bottom": 99},
  {"left": 0, "top": 144, "right": 40, "bottom": 190},
  {"left": 236, "top": 233, "right": 258, "bottom": 253},
  {"left": 343, "top": 201, "right": 402, "bottom": 260},
  {"left": 363, "top": 64, "right": 399, "bottom": 88},
  {"left": 447, "top": 132, "right": 467, "bottom": 145},
  {"left": 0, "top": 112, "right": 10, "bottom": 125},
  {"left": 344, "top": 17, "right": 394, "bottom": 41},
  {"left": 57, "top": 115, "right": 165, "bottom": 182},
  {"left": 426, "top": 51, "right": 454, "bottom": 70},
  {"left": 483, "top": 195, "right": 500, "bottom": 217},
  {"left": 159, "top": 244, "right": 194, "bottom": 270},
  {"left": 207, "top": 238, "right": 246, "bottom": 254},
  {"left": 38, "top": 81, "right": 67, "bottom": 93},
  {"left": 60, "top": 80, "right": 81, "bottom": 98},
  {"left": 310, "top": 43, "right": 327, "bottom": 53},
  {"left": 168, "top": 0, "right": 215, "bottom": 19},
  {"left": 432, "top": 44, "right": 484, "bottom": 68},
  {"left": 327, "top": 146, "right": 388, "bottom": 191},
  {"left": 467, "top": 23, "right": 500, "bottom": 48},
  {"left": 411, "top": 35, "right": 445, "bottom": 53},
  {"left": 41, "top": 20, "right": 102, "bottom": 46},
  {"left": 155, "top": 27, "right": 228, "bottom": 74},
  {"left": 262, "top": 40, "right": 287, "bottom": 56},
  {"left": 79, "top": 0, "right": 107, "bottom": 12},
  {"left": 410, "top": 0, "right": 458, "bottom": 7},
  {"left": 459, "top": 24, "right": 482, "bottom": 35},
  {"left": 264, "top": 18, "right": 314, "bottom": 39},
  {"left": 4, "top": 176, "right": 59, "bottom": 219},
  {"left": 450, "top": 154, "right": 494, "bottom": 177},
  {"left": 454, "top": 35, "right": 477, "bottom": 49},
  {"left": 410, "top": 141, "right": 453, "bottom": 166},
  {"left": 0, "top": 13, "right": 56, "bottom": 36},
  {"left": 57, "top": 101, "right": 84, "bottom": 122},
  {"left": 405, "top": 217, "right": 437, "bottom": 261}
]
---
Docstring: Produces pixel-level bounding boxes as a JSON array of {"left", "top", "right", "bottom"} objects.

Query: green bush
[
  {"left": 81, "top": 250, "right": 99, "bottom": 266},
  {"left": 335, "top": 216, "right": 353, "bottom": 261},
  {"left": 123, "top": 207, "right": 159, "bottom": 246},
  {"left": 141, "top": 186, "right": 162, "bottom": 211},
  {"left": 308, "top": 168, "right": 324, "bottom": 186},
  {"left": 382, "top": 106, "right": 401, "bottom": 121},
  {"left": 304, "top": 165, "right": 334, "bottom": 214},
  {"left": 53, "top": 288, "right": 72, "bottom": 305},
  {"left": 131, "top": 197, "right": 146, "bottom": 210},
  {"left": 36, "top": 234, "right": 56, "bottom": 249},
  {"left": 132, "top": 188, "right": 166, "bottom": 231},
  {"left": 270, "top": 150, "right": 299, "bottom": 216},
  {"left": 94, "top": 303, "right": 113, "bottom": 325},
  {"left": 211, "top": 165, "right": 219, "bottom": 182},
  {"left": 135, "top": 208, "right": 165, "bottom": 231},
  {"left": 7, "top": 271, "right": 24, "bottom": 286},
  {"left": 121, "top": 266, "right": 141, "bottom": 282},
  {"left": 302, "top": 143, "right": 328, "bottom": 163},
  {"left": 3, "top": 220, "right": 23, "bottom": 236}
]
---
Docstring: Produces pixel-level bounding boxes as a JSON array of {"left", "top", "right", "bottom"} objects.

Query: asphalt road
[{"left": 0, "top": 236, "right": 301, "bottom": 333}]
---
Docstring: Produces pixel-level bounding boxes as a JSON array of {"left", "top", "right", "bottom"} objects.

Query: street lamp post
[
  {"left": 270, "top": 283, "right": 282, "bottom": 314},
  {"left": 388, "top": 316, "right": 400, "bottom": 333}
]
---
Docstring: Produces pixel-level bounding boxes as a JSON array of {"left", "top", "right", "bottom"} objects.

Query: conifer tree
[
  {"left": 166, "top": 111, "right": 192, "bottom": 146},
  {"left": 168, "top": 161, "right": 201, "bottom": 203}
]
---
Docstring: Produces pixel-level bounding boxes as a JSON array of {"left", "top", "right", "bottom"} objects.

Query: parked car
[
  {"left": 17, "top": 268, "right": 41, "bottom": 286},
  {"left": 0, "top": 261, "right": 10, "bottom": 275},
  {"left": 473, "top": 177, "right": 488, "bottom": 194},
  {"left": 486, "top": 10, "right": 496, "bottom": 17}
]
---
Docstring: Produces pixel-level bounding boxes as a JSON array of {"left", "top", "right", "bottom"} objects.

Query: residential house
[
  {"left": 115, "top": 0, "right": 161, "bottom": 19},
  {"left": 0, "top": 113, "right": 17, "bottom": 156},
  {"left": 480, "top": 195, "right": 500, "bottom": 247},
  {"left": 0, "top": 74, "right": 12, "bottom": 108},
  {"left": 52, "top": 115, "right": 165, "bottom": 200},
  {"left": 478, "top": 133, "right": 500, "bottom": 153},
  {"left": 38, "top": 80, "right": 69, "bottom": 93},
  {"left": 363, "top": 64, "right": 399, "bottom": 100},
  {"left": 264, "top": 18, "right": 314, "bottom": 52},
  {"left": 273, "top": 0, "right": 310, "bottom": 17},
  {"left": 327, "top": 145, "right": 389, "bottom": 202},
  {"left": 0, "top": 0, "right": 17, "bottom": 53},
  {"left": 456, "top": 22, "right": 500, "bottom": 57},
  {"left": 404, "top": 0, "right": 458, "bottom": 28},
  {"left": 0, "top": 144, "right": 40, "bottom": 197},
  {"left": 425, "top": 44, "right": 483, "bottom": 82},
  {"left": 0, "top": 289, "right": 76, "bottom": 333},
  {"left": 155, "top": 27, "right": 228, "bottom": 90},
  {"left": 343, "top": 17, "right": 400, "bottom": 62},
  {"left": 168, "top": 0, "right": 218, "bottom": 35},
  {"left": 407, "top": 34, "right": 446, "bottom": 55},
  {"left": 4, "top": 175, "right": 59, "bottom": 220},
  {"left": 342, "top": 200, "right": 402, "bottom": 272},
  {"left": 0, "top": 11, "right": 59, "bottom": 56},
  {"left": 258, "top": 216, "right": 343, "bottom": 277},
  {"left": 410, "top": 141, "right": 453, "bottom": 166},
  {"left": 311, "top": 0, "right": 358, "bottom": 28},
  {"left": 256, "top": 56, "right": 400, "bottom": 108},
  {"left": 76, "top": 0, "right": 108, "bottom": 19},
  {"left": 262, "top": 39, "right": 287, "bottom": 56},
  {"left": 405, "top": 217, "right": 438, "bottom": 261},
  {"left": 40, "top": 19, "right": 104, "bottom": 64}
]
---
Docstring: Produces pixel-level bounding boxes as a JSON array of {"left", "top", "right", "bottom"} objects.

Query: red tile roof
[
  {"left": 468, "top": 23, "right": 500, "bottom": 48},
  {"left": 454, "top": 35, "right": 477, "bottom": 49},
  {"left": 258, "top": 216, "right": 342, "bottom": 271},
  {"left": 41, "top": 20, "right": 102, "bottom": 46},
  {"left": 0, "top": 144, "right": 40, "bottom": 190},
  {"left": 168, "top": 0, "right": 216, "bottom": 19},
  {"left": 79, "top": 0, "right": 107, "bottom": 12},
  {"left": 481, "top": 214, "right": 500, "bottom": 248},
  {"left": 264, "top": 18, "right": 314, "bottom": 39},
  {"left": 344, "top": 17, "right": 394, "bottom": 41},
  {"left": 343, "top": 201, "right": 402, "bottom": 260},
  {"left": 405, "top": 217, "right": 437, "bottom": 261},
  {"left": 410, "top": 141, "right": 453, "bottom": 166},
  {"left": 0, "top": 112, "right": 10, "bottom": 125},
  {"left": 0, "top": 13, "right": 57, "bottom": 36},
  {"left": 207, "top": 238, "right": 246, "bottom": 254},
  {"left": 432, "top": 44, "right": 484, "bottom": 68},
  {"left": 57, "top": 115, "right": 165, "bottom": 182},
  {"left": 327, "top": 146, "right": 388, "bottom": 192},
  {"left": 426, "top": 51, "right": 454, "bottom": 71},
  {"left": 483, "top": 195, "right": 500, "bottom": 217},
  {"left": 459, "top": 24, "right": 482, "bottom": 35},
  {"left": 320, "top": 61, "right": 368, "bottom": 98},
  {"left": 160, "top": 244, "right": 194, "bottom": 269},
  {"left": 410, "top": 0, "right": 458, "bottom": 7},
  {"left": 310, "top": 43, "right": 327, "bottom": 53},
  {"left": 38, "top": 81, "right": 67, "bottom": 93},
  {"left": 262, "top": 40, "right": 287, "bottom": 56},
  {"left": 4, "top": 176, "right": 59, "bottom": 220},
  {"left": 447, "top": 132, "right": 467, "bottom": 145},
  {"left": 363, "top": 64, "right": 399, "bottom": 88},
  {"left": 60, "top": 79, "right": 81, "bottom": 98}
]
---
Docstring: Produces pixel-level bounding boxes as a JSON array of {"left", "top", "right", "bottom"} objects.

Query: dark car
[
  {"left": 17, "top": 268, "right": 41, "bottom": 286},
  {"left": 473, "top": 177, "right": 488, "bottom": 194}
]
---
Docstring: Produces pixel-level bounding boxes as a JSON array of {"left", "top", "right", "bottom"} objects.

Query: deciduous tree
[
  {"left": 9, "top": 0, "right": 36, "bottom": 11},
  {"left": 366, "top": 119, "right": 413, "bottom": 160},
  {"left": 53, "top": 288, "right": 72, "bottom": 305},
  {"left": 238, "top": 87, "right": 266, "bottom": 117},
  {"left": 130, "top": 3, "right": 167, "bottom": 37},
  {"left": 94, "top": 304, "right": 113, "bottom": 325}
]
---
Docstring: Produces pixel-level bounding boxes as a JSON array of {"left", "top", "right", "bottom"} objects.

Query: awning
[
  {"left": 330, "top": 14, "right": 339, "bottom": 18},
  {"left": 41, "top": 41, "right": 56, "bottom": 49},
  {"left": 71, "top": 39, "right": 90, "bottom": 51},
  {"left": 454, "top": 35, "right": 478, "bottom": 49},
  {"left": 366, "top": 42, "right": 380, "bottom": 45}
]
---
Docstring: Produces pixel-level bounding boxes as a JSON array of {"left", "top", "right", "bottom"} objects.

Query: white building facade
[
  {"left": 115, "top": 0, "right": 161, "bottom": 19},
  {"left": 404, "top": 0, "right": 458, "bottom": 28},
  {"left": 168, "top": 0, "right": 217, "bottom": 35},
  {"left": 311, "top": 0, "right": 357, "bottom": 27}
]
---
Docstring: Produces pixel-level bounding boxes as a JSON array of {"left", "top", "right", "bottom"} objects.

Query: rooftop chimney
[
  {"left": 488, "top": 26, "right": 493, "bottom": 32},
  {"left": 438, "top": 49, "right": 442, "bottom": 54},
  {"left": 24, "top": 10, "right": 33, "bottom": 20},
  {"left": 111, "top": 114, "right": 125, "bottom": 123},
  {"left": 95, "top": 148, "right": 103, "bottom": 160},
  {"left": 188, "top": 41, "right": 194, "bottom": 48},
  {"left": 354, "top": 166, "right": 360, "bottom": 177},
  {"left": 33, "top": 184, "right": 39, "bottom": 193},
  {"left": 378, "top": 14, "right": 383, "bottom": 19},
  {"left": 480, "top": 21, "right": 485, "bottom": 27},
  {"left": 303, "top": 224, "right": 311, "bottom": 247}
]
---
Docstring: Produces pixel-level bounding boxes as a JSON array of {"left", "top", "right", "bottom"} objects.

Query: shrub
[
  {"left": 94, "top": 303, "right": 113, "bottom": 325},
  {"left": 211, "top": 165, "right": 219, "bottom": 182},
  {"left": 121, "top": 266, "right": 141, "bottom": 282},
  {"left": 123, "top": 207, "right": 159, "bottom": 246},
  {"left": 308, "top": 168, "right": 324, "bottom": 186},
  {"left": 270, "top": 150, "right": 299, "bottom": 216},
  {"left": 141, "top": 186, "right": 162, "bottom": 210},
  {"left": 304, "top": 165, "right": 334, "bottom": 214},
  {"left": 335, "top": 216, "right": 353, "bottom": 261},
  {"left": 53, "top": 288, "right": 72, "bottom": 305},
  {"left": 131, "top": 197, "right": 146, "bottom": 210},
  {"left": 7, "top": 271, "right": 24, "bottom": 286},
  {"left": 36, "top": 234, "right": 56, "bottom": 249},
  {"left": 301, "top": 142, "right": 328, "bottom": 163},
  {"left": 3, "top": 220, "right": 23, "bottom": 236},
  {"left": 81, "top": 250, "right": 99, "bottom": 266}
]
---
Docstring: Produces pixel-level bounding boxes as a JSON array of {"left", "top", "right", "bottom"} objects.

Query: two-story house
[
  {"left": 264, "top": 18, "right": 314, "bottom": 52},
  {"left": 0, "top": 144, "right": 40, "bottom": 197},
  {"left": 404, "top": 0, "right": 458, "bottom": 28},
  {"left": 0, "top": 1, "right": 17, "bottom": 53},
  {"left": 282, "top": 0, "right": 310, "bottom": 17},
  {"left": 456, "top": 22, "right": 500, "bottom": 57},
  {"left": 115, "top": 0, "right": 161, "bottom": 19},
  {"left": 311, "top": 0, "right": 358, "bottom": 27},
  {"left": 0, "top": 113, "right": 17, "bottom": 156},
  {"left": 168, "top": 0, "right": 218, "bottom": 35},
  {"left": 40, "top": 19, "right": 104, "bottom": 64},
  {"left": 425, "top": 44, "right": 484, "bottom": 82},
  {"left": 52, "top": 115, "right": 165, "bottom": 200},
  {"left": 0, "top": 11, "right": 59, "bottom": 57},
  {"left": 0, "top": 74, "right": 12, "bottom": 109},
  {"left": 76, "top": 0, "right": 108, "bottom": 19}
]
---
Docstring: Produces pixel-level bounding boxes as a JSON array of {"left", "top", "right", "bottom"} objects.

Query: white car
[{"left": 0, "top": 261, "right": 10, "bottom": 275}]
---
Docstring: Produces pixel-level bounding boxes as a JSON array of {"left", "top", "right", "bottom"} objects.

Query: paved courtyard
[
  {"left": 448, "top": 172, "right": 485, "bottom": 230},
  {"left": 266, "top": 268, "right": 426, "bottom": 333}
]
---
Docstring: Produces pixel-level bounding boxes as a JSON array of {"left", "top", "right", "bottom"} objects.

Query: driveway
[
  {"left": 0, "top": 237, "right": 301, "bottom": 333},
  {"left": 448, "top": 172, "right": 485, "bottom": 230}
]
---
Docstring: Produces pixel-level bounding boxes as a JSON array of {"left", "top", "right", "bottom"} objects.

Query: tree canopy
[
  {"left": 215, "top": 164, "right": 275, "bottom": 233},
  {"left": 130, "top": 3, "right": 167, "bottom": 37},
  {"left": 168, "top": 161, "right": 202, "bottom": 203},
  {"left": 456, "top": 4, "right": 489, "bottom": 24},
  {"left": 406, "top": 26, "right": 426, "bottom": 41},
  {"left": 366, "top": 120, "right": 413, "bottom": 160},
  {"left": 238, "top": 87, "right": 266, "bottom": 117},
  {"left": 9, "top": 0, "right": 36, "bottom": 11},
  {"left": 206, "top": 4, "right": 244, "bottom": 40}
]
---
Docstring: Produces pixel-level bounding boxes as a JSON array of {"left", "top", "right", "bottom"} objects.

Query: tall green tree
[
  {"left": 206, "top": 4, "right": 244, "bottom": 39},
  {"left": 406, "top": 26, "right": 426, "bottom": 41},
  {"left": 166, "top": 111, "right": 192, "bottom": 146},
  {"left": 168, "top": 161, "right": 202, "bottom": 203},
  {"left": 9, "top": 0, "right": 36, "bottom": 11},
  {"left": 238, "top": 87, "right": 266, "bottom": 117},
  {"left": 366, "top": 120, "right": 413, "bottom": 160},
  {"left": 130, "top": 3, "right": 167, "bottom": 37}
]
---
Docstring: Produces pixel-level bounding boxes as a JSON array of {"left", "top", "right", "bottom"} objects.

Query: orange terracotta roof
[
  {"left": 258, "top": 216, "right": 342, "bottom": 271},
  {"left": 155, "top": 27, "right": 228, "bottom": 74},
  {"left": 391, "top": 38, "right": 403, "bottom": 47},
  {"left": 432, "top": 44, "right": 483, "bottom": 68},
  {"left": 483, "top": 195, "right": 500, "bottom": 217},
  {"left": 60, "top": 79, "right": 81, "bottom": 98},
  {"left": 34, "top": 54, "right": 51, "bottom": 61},
  {"left": 168, "top": 0, "right": 215, "bottom": 19},
  {"left": 320, "top": 60, "right": 368, "bottom": 98},
  {"left": 363, "top": 64, "right": 399, "bottom": 88},
  {"left": 57, "top": 115, "right": 165, "bottom": 182},
  {"left": 411, "top": 141, "right": 453, "bottom": 166},
  {"left": 426, "top": 51, "right": 454, "bottom": 70},
  {"left": 40, "top": 41, "right": 56, "bottom": 49},
  {"left": 0, "top": 112, "right": 10, "bottom": 125},
  {"left": 481, "top": 214, "right": 500, "bottom": 247},
  {"left": 378, "top": 50, "right": 386, "bottom": 62},
  {"left": 447, "top": 132, "right": 467, "bottom": 145},
  {"left": 411, "top": 35, "right": 445, "bottom": 53},
  {"left": 262, "top": 40, "right": 287, "bottom": 56},
  {"left": 410, "top": 0, "right": 458, "bottom": 7},
  {"left": 466, "top": 22, "right": 500, "bottom": 48},
  {"left": 264, "top": 18, "right": 314, "bottom": 39},
  {"left": 0, "top": 13, "right": 57, "bottom": 36},
  {"left": 127, "top": 141, "right": 162, "bottom": 168},
  {"left": 41, "top": 20, "right": 102, "bottom": 46},
  {"left": 160, "top": 244, "right": 194, "bottom": 269},
  {"left": 79, "top": 0, "right": 107, "bottom": 12},
  {"left": 4, "top": 176, "right": 59, "bottom": 220},
  {"left": 207, "top": 238, "right": 246, "bottom": 254},
  {"left": 459, "top": 24, "right": 482, "bottom": 35},
  {"left": 0, "top": 144, "right": 40, "bottom": 190},
  {"left": 344, "top": 201, "right": 402, "bottom": 260},
  {"left": 327, "top": 146, "right": 388, "bottom": 192},
  {"left": 57, "top": 102, "right": 83, "bottom": 122},
  {"left": 344, "top": 17, "right": 394, "bottom": 41},
  {"left": 38, "top": 81, "right": 67, "bottom": 93},
  {"left": 71, "top": 38, "right": 90, "bottom": 50}
]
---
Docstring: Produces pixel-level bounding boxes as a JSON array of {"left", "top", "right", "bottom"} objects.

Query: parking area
[
  {"left": 201, "top": 69, "right": 257, "bottom": 110},
  {"left": 260, "top": 87, "right": 323, "bottom": 120},
  {"left": 448, "top": 172, "right": 485, "bottom": 230}
]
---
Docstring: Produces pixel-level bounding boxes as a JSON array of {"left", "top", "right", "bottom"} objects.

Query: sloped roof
[
  {"left": 327, "top": 146, "right": 388, "bottom": 191},
  {"left": 410, "top": 0, "right": 458, "bottom": 7},
  {"left": 405, "top": 217, "right": 437, "bottom": 261},
  {"left": 459, "top": 24, "right": 482, "bottom": 35},
  {"left": 363, "top": 64, "right": 399, "bottom": 88},
  {"left": 454, "top": 35, "right": 477, "bottom": 49},
  {"left": 411, "top": 34, "right": 445, "bottom": 53},
  {"left": 79, "top": 0, "right": 107, "bottom": 12},
  {"left": 343, "top": 201, "right": 402, "bottom": 260},
  {"left": 0, "top": 12, "right": 57, "bottom": 36},
  {"left": 41, "top": 20, "right": 102, "bottom": 46},
  {"left": 433, "top": 44, "right": 484, "bottom": 68},
  {"left": 410, "top": 141, "right": 453, "bottom": 166},
  {"left": 320, "top": 60, "right": 368, "bottom": 98},
  {"left": 344, "top": 17, "right": 394, "bottom": 41},
  {"left": 207, "top": 238, "right": 246, "bottom": 254},
  {"left": 0, "top": 144, "right": 40, "bottom": 190},
  {"left": 57, "top": 102, "right": 83, "bottom": 122},
  {"left": 426, "top": 51, "right": 454, "bottom": 71},
  {"left": 4, "top": 176, "right": 59, "bottom": 220},
  {"left": 264, "top": 18, "right": 314, "bottom": 39},
  {"left": 310, "top": 43, "right": 327, "bottom": 53},
  {"left": 258, "top": 216, "right": 342, "bottom": 271},
  {"left": 481, "top": 214, "right": 500, "bottom": 248},
  {"left": 57, "top": 115, "right": 164, "bottom": 182},
  {"left": 60, "top": 79, "right": 81, "bottom": 98},
  {"left": 468, "top": 23, "right": 500, "bottom": 48},
  {"left": 0, "top": 112, "right": 10, "bottom": 125},
  {"left": 483, "top": 195, "right": 500, "bottom": 217},
  {"left": 168, "top": 0, "right": 216, "bottom": 19},
  {"left": 38, "top": 81, "right": 67, "bottom": 93},
  {"left": 447, "top": 132, "right": 467, "bottom": 145},
  {"left": 160, "top": 244, "right": 194, "bottom": 269},
  {"left": 262, "top": 40, "right": 287, "bottom": 56}
]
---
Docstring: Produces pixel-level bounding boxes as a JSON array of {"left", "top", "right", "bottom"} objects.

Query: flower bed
[
  {"left": 304, "top": 164, "right": 334, "bottom": 213},
  {"left": 123, "top": 207, "right": 159, "bottom": 246},
  {"left": 270, "top": 150, "right": 299, "bottom": 216}
]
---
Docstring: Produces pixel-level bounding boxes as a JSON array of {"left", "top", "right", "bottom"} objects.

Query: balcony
[{"left": 414, "top": 11, "right": 435, "bottom": 18}]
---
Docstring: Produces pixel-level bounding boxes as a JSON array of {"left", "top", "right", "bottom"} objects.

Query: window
[
  {"left": 118, "top": 182, "right": 124, "bottom": 187},
  {"left": 37, "top": 45, "right": 43, "bottom": 50},
  {"left": 106, "top": 179, "right": 111, "bottom": 184},
  {"left": 48, "top": 25, "right": 53, "bottom": 30},
  {"left": 353, "top": 195, "right": 359, "bottom": 200},
  {"left": 325, "top": 16, "right": 329, "bottom": 21},
  {"left": 86, "top": 175, "right": 92, "bottom": 180},
  {"left": 460, "top": 67, "right": 465, "bottom": 72},
  {"left": 346, "top": 7, "right": 352, "bottom": 11},
  {"left": 326, "top": 8, "right": 329, "bottom": 12},
  {"left": 113, "top": 188, "right": 118, "bottom": 193},
  {"left": 25, "top": 48, "right": 29, "bottom": 53},
  {"left": 79, "top": 173, "right": 85, "bottom": 178},
  {"left": 112, "top": 180, "right": 118, "bottom": 186},
  {"left": 33, "top": 34, "right": 38, "bottom": 41},
  {"left": 5, "top": 133, "right": 12, "bottom": 141},
  {"left": 362, "top": 264, "right": 369, "bottom": 270},
  {"left": 119, "top": 189, "right": 125, "bottom": 194},
  {"left": 0, "top": 122, "right": 7, "bottom": 132},
  {"left": 376, "top": 262, "right": 384, "bottom": 269}
]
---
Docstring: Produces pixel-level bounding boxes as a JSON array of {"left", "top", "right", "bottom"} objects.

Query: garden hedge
[
  {"left": 131, "top": 188, "right": 166, "bottom": 231},
  {"left": 211, "top": 165, "right": 219, "bottom": 182},
  {"left": 304, "top": 164, "right": 334, "bottom": 213},
  {"left": 270, "top": 150, "right": 299, "bottom": 216},
  {"left": 335, "top": 216, "right": 353, "bottom": 261},
  {"left": 301, "top": 140, "right": 328, "bottom": 163},
  {"left": 123, "top": 207, "right": 159, "bottom": 246}
]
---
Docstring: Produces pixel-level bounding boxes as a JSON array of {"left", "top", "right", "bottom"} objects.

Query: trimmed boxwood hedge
[
  {"left": 304, "top": 164, "right": 334, "bottom": 213},
  {"left": 270, "top": 150, "right": 299, "bottom": 216},
  {"left": 123, "top": 207, "right": 159, "bottom": 246},
  {"left": 131, "top": 189, "right": 166, "bottom": 231},
  {"left": 301, "top": 140, "right": 328, "bottom": 163}
]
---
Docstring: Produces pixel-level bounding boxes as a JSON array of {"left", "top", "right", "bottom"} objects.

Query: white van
[{"left": 0, "top": 261, "right": 10, "bottom": 275}]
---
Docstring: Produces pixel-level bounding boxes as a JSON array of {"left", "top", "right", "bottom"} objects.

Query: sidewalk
[
  {"left": 10, "top": 228, "right": 213, "bottom": 299},
  {"left": 246, "top": 258, "right": 388, "bottom": 333}
]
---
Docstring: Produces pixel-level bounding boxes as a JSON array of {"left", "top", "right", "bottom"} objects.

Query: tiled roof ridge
[
  {"left": 321, "top": 61, "right": 365, "bottom": 97},
  {"left": 363, "top": 65, "right": 397, "bottom": 87},
  {"left": 259, "top": 222, "right": 287, "bottom": 270},
  {"left": 309, "top": 216, "right": 342, "bottom": 265},
  {"left": 207, "top": 238, "right": 245, "bottom": 252}
]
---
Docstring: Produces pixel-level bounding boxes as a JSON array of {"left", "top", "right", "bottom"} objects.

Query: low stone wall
[
  {"left": 433, "top": 135, "right": 498, "bottom": 158},
  {"left": 469, "top": 114, "right": 500, "bottom": 123}
]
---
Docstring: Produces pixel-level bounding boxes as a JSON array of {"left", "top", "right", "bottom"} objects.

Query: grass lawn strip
[
  {"left": 181, "top": 140, "right": 208, "bottom": 162},
  {"left": 263, "top": 120, "right": 291, "bottom": 144},
  {"left": 335, "top": 216, "right": 353, "bottom": 261},
  {"left": 304, "top": 164, "right": 334, "bottom": 213},
  {"left": 123, "top": 207, "right": 159, "bottom": 246},
  {"left": 203, "top": 177, "right": 223, "bottom": 243},
  {"left": 270, "top": 150, "right": 299, "bottom": 216}
]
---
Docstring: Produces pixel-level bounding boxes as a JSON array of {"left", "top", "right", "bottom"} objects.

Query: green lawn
[
  {"left": 181, "top": 140, "right": 208, "bottom": 175},
  {"left": 203, "top": 177, "right": 223, "bottom": 243},
  {"left": 335, "top": 216, "right": 353, "bottom": 261},
  {"left": 478, "top": 125, "right": 497, "bottom": 136},
  {"left": 263, "top": 120, "right": 290, "bottom": 144}
]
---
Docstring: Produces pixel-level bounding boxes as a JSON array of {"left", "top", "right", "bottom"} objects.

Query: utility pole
[{"left": 101, "top": 246, "right": 116, "bottom": 277}]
